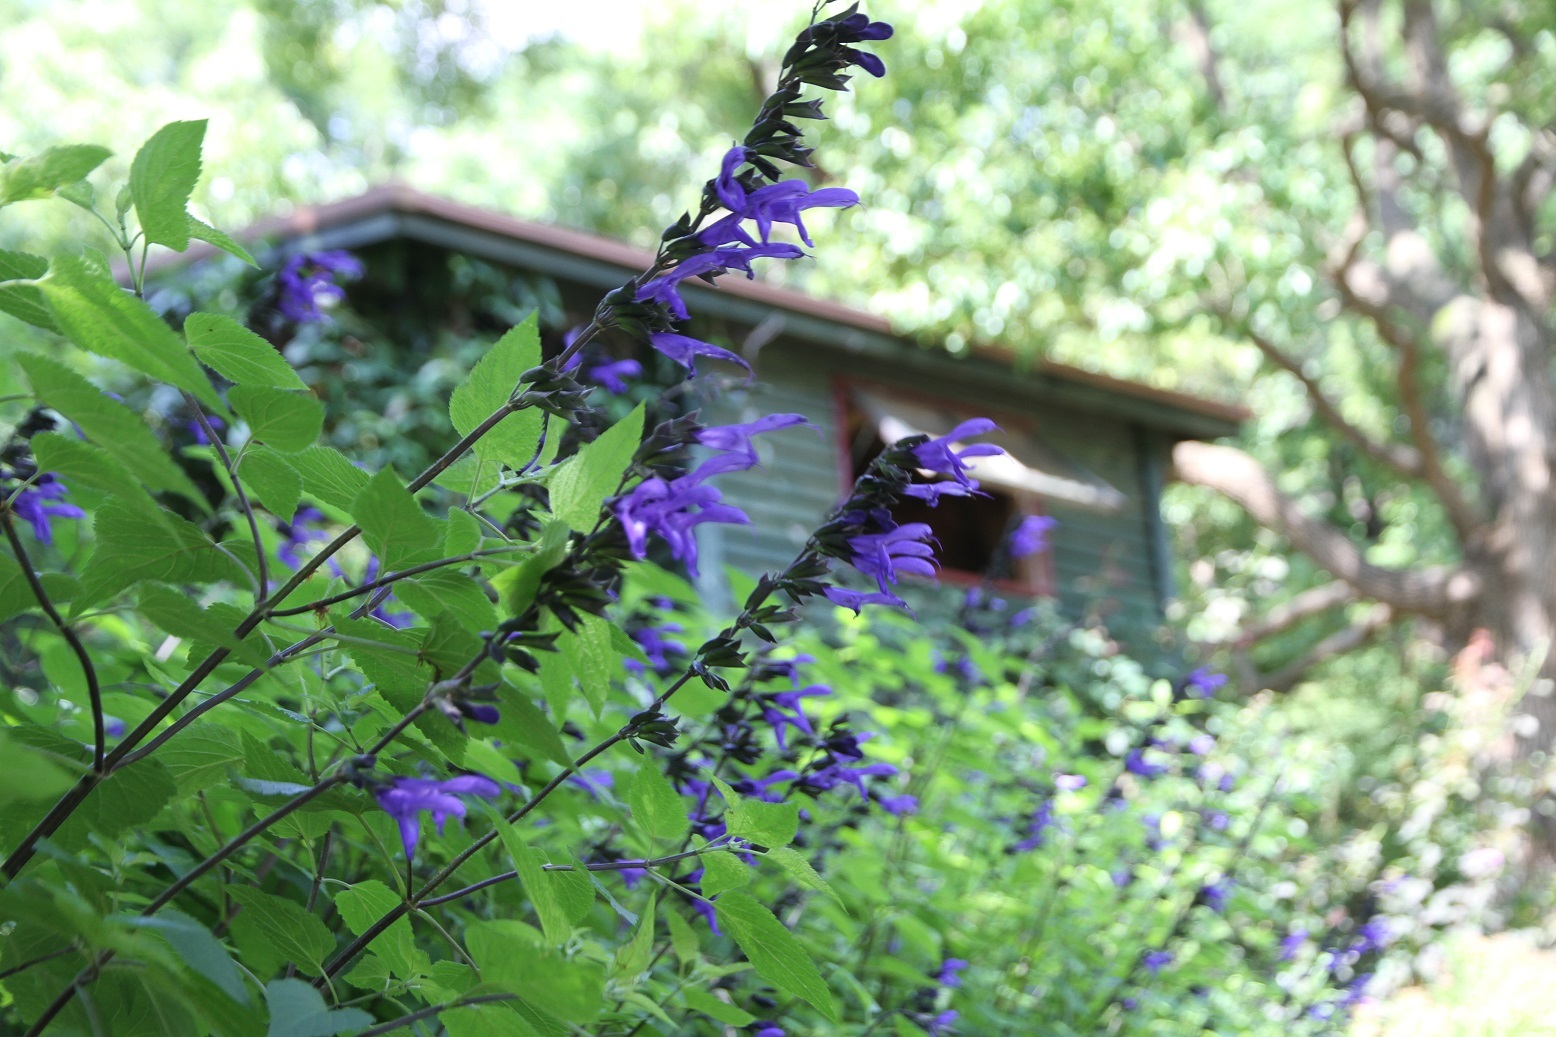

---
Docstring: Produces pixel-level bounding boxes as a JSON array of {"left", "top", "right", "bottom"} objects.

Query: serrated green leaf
[
  {"left": 611, "top": 892, "right": 656, "bottom": 982},
  {"left": 492, "top": 677, "right": 572, "bottom": 768},
  {"left": 76, "top": 759, "right": 176, "bottom": 840},
  {"left": 762, "top": 846, "right": 844, "bottom": 907},
  {"left": 629, "top": 759, "right": 689, "bottom": 844},
  {"left": 559, "top": 612, "right": 616, "bottom": 717},
  {"left": 443, "top": 1002, "right": 538, "bottom": 1037},
  {"left": 0, "top": 144, "right": 111, "bottom": 206},
  {"left": 334, "top": 880, "right": 423, "bottom": 980},
  {"left": 0, "top": 729, "right": 78, "bottom": 805},
  {"left": 486, "top": 806, "right": 573, "bottom": 945},
  {"left": 156, "top": 728, "right": 245, "bottom": 796},
  {"left": 186, "top": 312, "right": 305, "bottom": 388},
  {"left": 237, "top": 445, "right": 303, "bottom": 521},
  {"left": 449, "top": 314, "right": 544, "bottom": 472},
  {"left": 548, "top": 402, "right": 644, "bottom": 532},
  {"left": 17, "top": 352, "right": 210, "bottom": 509},
  {"left": 445, "top": 507, "right": 484, "bottom": 556},
  {"left": 31, "top": 431, "right": 159, "bottom": 514},
  {"left": 187, "top": 214, "right": 257, "bottom": 267},
  {"left": 77, "top": 497, "right": 248, "bottom": 607},
  {"left": 228, "top": 888, "right": 333, "bottom": 977},
  {"left": 716, "top": 891, "right": 837, "bottom": 1020},
  {"left": 464, "top": 920, "right": 604, "bottom": 1024},
  {"left": 681, "top": 987, "right": 756, "bottom": 1026},
  {"left": 729, "top": 797, "right": 800, "bottom": 848},
  {"left": 137, "top": 582, "right": 268, "bottom": 664},
  {"left": 0, "top": 248, "right": 55, "bottom": 330},
  {"left": 129, "top": 120, "right": 205, "bottom": 250},
  {"left": 285, "top": 445, "right": 369, "bottom": 512},
  {"left": 36, "top": 254, "right": 226, "bottom": 412},
  {"left": 351, "top": 467, "right": 442, "bottom": 570},
  {"left": 665, "top": 904, "right": 699, "bottom": 964},
  {"left": 396, "top": 570, "right": 497, "bottom": 632},
  {"left": 263, "top": 978, "right": 373, "bottom": 1037},
  {"left": 699, "top": 850, "right": 752, "bottom": 897},
  {"left": 230, "top": 384, "right": 323, "bottom": 453},
  {"left": 550, "top": 859, "right": 595, "bottom": 924},
  {"left": 128, "top": 908, "right": 248, "bottom": 1005}
]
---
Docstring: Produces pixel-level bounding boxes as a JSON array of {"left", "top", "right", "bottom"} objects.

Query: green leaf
[
  {"left": 137, "top": 582, "right": 268, "bottom": 664},
  {"left": 628, "top": 759, "right": 689, "bottom": 844},
  {"left": 0, "top": 144, "right": 111, "bottom": 206},
  {"left": 230, "top": 385, "right": 323, "bottom": 453},
  {"left": 156, "top": 728, "right": 245, "bottom": 796},
  {"left": 334, "top": 880, "right": 423, "bottom": 980},
  {"left": 129, "top": 120, "right": 206, "bottom": 250},
  {"left": 263, "top": 978, "right": 373, "bottom": 1037},
  {"left": 681, "top": 988, "right": 756, "bottom": 1027},
  {"left": 128, "top": 908, "right": 248, "bottom": 1005},
  {"left": 488, "top": 808, "right": 573, "bottom": 945},
  {"left": 17, "top": 352, "right": 210, "bottom": 509},
  {"left": 446, "top": 507, "right": 484, "bottom": 556},
  {"left": 187, "top": 214, "right": 258, "bottom": 267},
  {"left": 558, "top": 613, "right": 617, "bottom": 717},
  {"left": 494, "top": 519, "right": 570, "bottom": 618},
  {"left": 186, "top": 313, "right": 305, "bottom": 388},
  {"left": 237, "top": 446, "right": 303, "bottom": 521},
  {"left": 75, "top": 759, "right": 176, "bottom": 840},
  {"left": 0, "top": 729, "right": 77, "bottom": 806},
  {"left": 351, "top": 467, "right": 442, "bottom": 570},
  {"left": 36, "top": 254, "right": 226, "bottom": 413},
  {"left": 464, "top": 920, "right": 604, "bottom": 1024},
  {"left": 715, "top": 891, "right": 837, "bottom": 1021},
  {"left": 762, "top": 846, "right": 844, "bottom": 907},
  {"left": 0, "top": 248, "right": 56, "bottom": 330},
  {"left": 665, "top": 906, "right": 699, "bottom": 964},
  {"left": 611, "top": 892, "right": 656, "bottom": 981},
  {"left": 285, "top": 445, "right": 369, "bottom": 512},
  {"left": 31, "top": 431, "right": 159, "bottom": 514},
  {"left": 699, "top": 850, "right": 752, "bottom": 897},
  {"left": 491, "top": 677, "right": 572, "bottom": 768},
  {"left": 226, "top": 887, "right": 334, "bottom": 977},
  {"left": 443, "top": 1002, "right": 538, "bottom": 1037},
  {"left": 715, "top": 776, "right": 799, "bottom": 848},
  {"left": 550, "top": 859, "right": 595, "bottom": 924},
  {"left": 448, "top": 314, "right": 544, "bottom": 472},
  {"left": 396, "top": 570, "right": 497, "bottom": 632},
  {"left": 547, "top": 402, "right": 644, "bottom": 531},
  {"left": 77, "top": 498, "right": 249, "bottom": 606}
]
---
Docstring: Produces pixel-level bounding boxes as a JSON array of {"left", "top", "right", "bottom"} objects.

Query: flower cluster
[
  {"left": 373, "top": 773, "right": 502, "bottom": 859},
  {"left": 614, "top": 414, "right": 813, "bottom": 577},
  {"left": 2, "top": 470, "right": 84, "bottom": 546},
  {"left": 276, "top": 249, "right": 363, "bottom": 323}
]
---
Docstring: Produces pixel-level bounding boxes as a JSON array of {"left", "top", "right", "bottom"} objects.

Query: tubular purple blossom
[
  {"left": 7, "top": 474, "right": 85, "bottom": 546},
  {"left": 1009, "top": 515, "right": 1057, "bottom": 559},
  {"left": 277, "top": 250, "right": 363, "bottom": 323},
  {"left": 911, "top": 419, "right": 1002, "bottom": 489},
  {"left": 647, "top": 332, "right": 750, "bottom": 376},
  {"left": 373, "top": 774, "right": 502, "bottom": 859}
]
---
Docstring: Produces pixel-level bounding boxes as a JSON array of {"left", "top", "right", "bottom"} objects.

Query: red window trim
[{"left": 829, "top": 375, "right": 1057, "bottom": 598}]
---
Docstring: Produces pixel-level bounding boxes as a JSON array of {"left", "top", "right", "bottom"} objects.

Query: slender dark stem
[
  {"left": 352, "top": 993, "right": 518, "bottom": 1037},
  {"left": 184, "top": 390, "right": 269, "bottom": 600},
  {"left": 0, "top": 512, "right": 105, "bottom": 771},
  {"left": 420, "top": 846, "right": 720, "bottom": 908},
  {"left": 0, "top": 946, "right": 76, "bottom": 981},
  {"left": 267, "top": 544, "right": 530, "bottom": 618}
]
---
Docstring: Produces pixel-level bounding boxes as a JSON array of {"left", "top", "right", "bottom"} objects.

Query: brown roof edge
[{"left": 169, "top": 184, "right": 1249, "bottom": 430}]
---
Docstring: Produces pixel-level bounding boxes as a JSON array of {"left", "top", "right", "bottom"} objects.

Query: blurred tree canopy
[{"left": 6, "top": 0, "right": 1556, "bottom": 766}]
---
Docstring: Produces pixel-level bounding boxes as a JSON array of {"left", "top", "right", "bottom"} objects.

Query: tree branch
[
  {"left": 1171, "top": 440, "right": 1478, "bottom": 616},
  {"left": 1210, "top": 580, "right": 1357, "bottom": 649},
  {"left": 1258, "top": 603, "right": 1395, "bottom": 693}
]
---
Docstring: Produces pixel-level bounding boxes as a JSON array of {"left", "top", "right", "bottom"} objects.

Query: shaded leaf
[
  {"left": 448, "top": 313, "right": 544, "bottom": 472},
  {"left": 548, "top": 402, "right": 644, "bottom": 532},
  {"left": 715, "top": 891, "right": 837, "bottom": 1021},
  {"left": 129, "top": 120, "right": 205, "bottom": 250}
]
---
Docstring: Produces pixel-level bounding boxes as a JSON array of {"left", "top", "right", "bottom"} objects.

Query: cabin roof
[{"left": 168, "top": 184, "right": 1246, "bottom": 439}]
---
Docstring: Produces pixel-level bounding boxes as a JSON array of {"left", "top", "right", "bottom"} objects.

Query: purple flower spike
[
  {"left": 278, "top": 250, "right": 363, "bottom": 323},
  {"left": 1142, "top": 950, "right": 1173, "bottom": 976},
  {"left": 1125, "top": 748, "right": 1168, "bottom": 779},
  {"left": 1279, "top": 928, "right": 1308, "bottom": 962},
  {"left": 937, "top": 958, "right": 969, "bottom": 988},
  {"left": 845, "top": 523, "right": 939, "bottom": 594},
  {"left": 693, "top": 414, "right": 817, "bottom": 478},
  {"left": 8, "top": 474, "right": 85, "bottom": 546},
  {"left": 583, "top": 358, "right": 643, "bottom": 394},
  {"left": 648, "top": 333, "right": 750, "bottom": 377},
  {"left": 911, "top": 419, "right": 1002, "bottom": 489},
  {"left": 373, "top": 773, "right": 502, "bottom": 859},
  {"left": 1009, "top": 515, "right": 1057, "bottom": 559},
  {"left": 1200, "top": 876, "right": 1233, "bottom": 913},
  {"left": 613, "top": 475, "right": 749, "bottom": 577},
  {"left": 1185, "top": 667, "right": 1228, "bottom": 698}
]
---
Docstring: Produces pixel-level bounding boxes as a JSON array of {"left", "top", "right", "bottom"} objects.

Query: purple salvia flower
[
  {"left": 693, "top": 413, "right": 817, "bottom": 478},
  {"left": 1142, "top": 950, "right": 1173, "bottom": 976},
  {"left": 1200, "top": 876, "right": 1233, "bottom": 913},
  {"left": 1013, "top": 800, "right": 1056, "bottom": 852},
  {"left": 624, "top": 621, "right": 687, "bottom": 676},
  {"left": 756, "top": 684, "right": 831, "bottom": 750},
  {"left": 583, "top": 358, "right": 643, "bottom": 394},
  {"left": 1125, "top": 748, "right": 1168, "bottom": 779},
  {"left": 186, "top": 413, "right": 226, "bottom": 446},
  {"left": 103, "top": 715, "right": 127, "bottom": 739},
  {"left": 752, "top": 1023, "right": 785, "bottom": 1037},
  {"left": 1009, "top": 515, "right": 1057, "bottom": 558},
  {"left": 879, "top": 793, "right": 919, "bottom": 816},
  {"left": 277, "top": 250, "right": 363, "bottom": 323},
  {"left": 910, "top": 419, "right": 1002, "bottom": 489},
  {"left": 1185, "top": 667, "right": 1228, "bottom": 698},
  {"left": 937, "top": 958, "right": 969, "bottom": 988},
  {"left": 699, "top": 179, "right": 860, "bottom": 248},
  {"left": 636, "top": 243, "right": 805, "bottom": 321},
  {"left": 925, "top": 1009, "right": 958, "bottom": 1035},
  {"left": 8, "top": 474, "right": 85, "bottom": 546},
  {"left": 844, "top": 522, "right": 938, "bottom": 593},
  {"left": 613, "top": 475, "right": 749, "bottom": 577},
  {"left": 821, "top": 585, "right": 903, "bottom": 613},
  {"left": 373, "top": 773, "right": 502, "bottom": 859},
  {"left": 1278, "top": 929, "right": 1308, "bottom": 962},
  {"left": 647, "top": 332, "right": 750, "bottom": 376}
]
